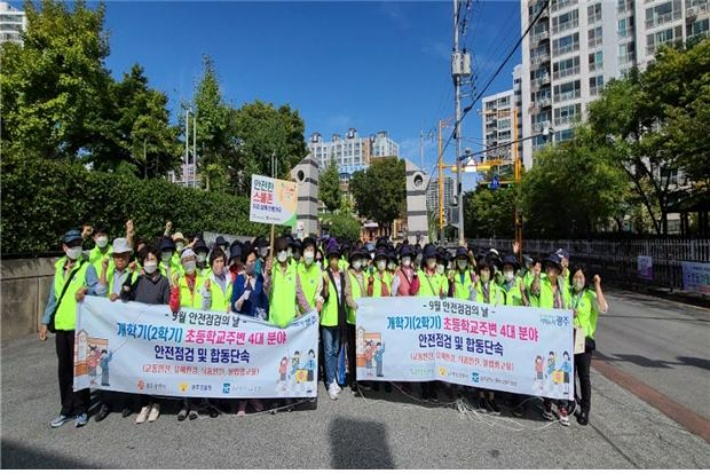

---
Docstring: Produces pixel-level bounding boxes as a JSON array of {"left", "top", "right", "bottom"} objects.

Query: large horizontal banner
[
  {"left": 74, "top": 296, "right": 319, "bottom": 399},
  {"left": 355, "top": 297, "right": 574, "bottom": 401}
]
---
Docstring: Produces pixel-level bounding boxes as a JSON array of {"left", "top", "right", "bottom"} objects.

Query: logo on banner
[
  {"left": 137, "top": 379, "right": 145, "bottom": 391},
  {"left": 179, "top": 383, "right": 189, "bottom": 393},
  {"left": 222, "top": 383, "right": 231, "bottom": 394},
  {"left": 471, "top": 372, "right": 480, "bottom": 383}
]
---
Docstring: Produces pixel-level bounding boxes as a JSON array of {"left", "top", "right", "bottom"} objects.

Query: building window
[
  {"left": 553, "top": 79, "right": 581, "bottom": 102},
  {"left": 645, "top": 0, "right": 682, "bottom": 29},
  {"left": 618, "top": 17, "right": 634, "bottom": 39},
  {"left": 589, "top": 75, "right": 605, "bottom": 96},
  {"left": 618, "top": 42, "right": 635, "bottom": 64},
  {"left": 688, "top": 18, "right": 710, "bottom": 40},
  {"left": 588, "top": 26, "right": 603, "bottom": 47},
  {"left": 552, "top": 32, "right": 579, "bottom": 56},
  {"left": 589, "top": 50, "right": 603, "bottom": 72},
  {"left": 553, "top": 103, "right": 582, "bottom": 126},
  {"left": 646, "top": 25, "right": 683, "bottom": 55},
  {"left": 554, "top": 128, "right": 575, "bottom": 142},
  {"left": 552, "top": 9, "right": 579, "bottom": 35},
  {"left": 587, "top": 3, "right": 602, "bottom": 23},
  {"left": 553, "top": 56, "right": 580, "bottom": 79}
]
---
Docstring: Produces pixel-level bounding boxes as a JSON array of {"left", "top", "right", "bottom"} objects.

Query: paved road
[
  {"left": 596, "top": 290, "right": 710, "bottom": 420},
  {"left": 2, "top": 290, "right": 709, "bottom": 469}
]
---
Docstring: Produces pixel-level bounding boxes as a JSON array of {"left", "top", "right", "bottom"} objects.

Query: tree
[
  {"left": 327, "top": 213, "right": 362, "bottom": 242},
  {"left": 585, "top": 38, "right": 710, "bottom": 234},
  {"left": 1, "top": 0, "right": 112, "bottom": 161},
  {"left": 519, "top": 126, "right": 628, "bottom": 238},
  {"left": 319, "top": 157, "right": 341, "bottom": 213},
  {"left": 349, "top": 157, "right": 406, "bottom": 236},
  {"left": 464, "top": 186, "right": 516, "bottom": 239}
]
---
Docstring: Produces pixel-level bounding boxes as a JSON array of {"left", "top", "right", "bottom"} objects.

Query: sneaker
[
  {"left": 328, "top": 384, "right": 339, "bottom": 400},
  {"left": 512, "top": 404, "right": 525, "bottom": 417},
  {"left": 333, "top": 382, "right": 342, "bottom": 395},
  {"left": 95, "top": 404, "right": 110, "bottom": 423},
  {"left": 208, "top": 406, "right": 220, "bottom": 418},
  {"left": 135, "top": 406, "right": 150, "bottom": 424},
  {"left": 542, "top": 401, "right": 555, "bottom": 421},
  {"left": 486, "top": 399, "right": 501, "bottom": 415},
  {"left": 269, "top": 401, "right": 280, "bottom": 414},
  {"left": 50, "top": 414, "right": 71, "bottom": 428},
  {"left": 177, "top": 406, "right": 189, "bottom": 422},
  {"left": 559, "top": 407, "right": 570, "bottom": 426},
  {"left": 189, "top": 410, "right": 198, "bottom": 421},
  {"left": 252, "top": 399, "right": 264, "bottom": 412},
  {"left": 148, "top": 403, "right": 160, "bottom": 422},
  {"left": 237, "top": 400, "right": 248, "bottom": 417},
  {"left": 121, "top": 407, "right": 133, "bottom": 418},
  {"left": 577, "top": 411, "right": 589, "bottom": 426},
  {"left": 74, "top": 412, "right": 88, "bottom": 428}
]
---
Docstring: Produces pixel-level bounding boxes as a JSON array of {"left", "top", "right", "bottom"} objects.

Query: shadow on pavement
[
  {"left": 596, "top": 352, "right": 710, "bottom": 372},
  {"left": 329, "top": 417, "right": 394, "bottom": 469},
  {"left": 1, "top": 439, "right": 96, "bottom": 469}
]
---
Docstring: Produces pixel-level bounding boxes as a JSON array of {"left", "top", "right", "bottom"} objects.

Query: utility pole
[
  {"left": 420, "top": 130, "right": 425, "bottom": 169},
  {"left": 184, "top": 108, "right": 190, "bottom": 185},
  {"left": 452, "top": 0, "right": 471, "bottom": 246},
  {"left": 513, "top": 107, "right": 523, "bottom": 259},
  {"left": 192, "top": 112, "right": 197, "bottom": 189},
  {"left": 438, "top": 120, "right": 444, "bottom": 243}
]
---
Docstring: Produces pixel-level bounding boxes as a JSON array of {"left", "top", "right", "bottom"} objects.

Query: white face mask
[
  {"left": 377, "top": 260, "right": 387, "bottom": 272},
  {"left": 352, "top": 260, "right": 362, "bottom": 270},
  {"left": 175, "top": 242, "right": 185, "bottom": 252},
  {"left": 66, "top": 246, "right": 82, "bottom": 260},
  {"left": 457, "top": 260, "right": 467, "bottom": 270},
  {"left": 277, "top": 250, "right": 288, "bottom": 263},
  {"left": 182, "top": 260, "right": 196, "bottom": 274},
  {"left": 480, "top": 272, "right": 490, "bottom": 284},
  {"left": 304, "top": 251, "right": 315, "bottom": 265},
  {"left": 387, "top": 262, "right": 396, "bottom": 271},
  {"left": 360, "top": 259, "right": 368, "bottom": 270},
  {"left": 96, "top": 236, "right": 108, "bottom": 248},
  {"left": 370, "top": 252, "right": 376, "bottom": 260},
  {"left": 574, "top": 280, "right": 585, "bottom": 291},
  {"left": 402, "top": 257, "right": 411, "bottom": 268},
  {"left": 143, "top": 261, "right": 158, "bottom": 274},
  {"left": 504, "top": 270, "right": 515, "bottom": 282},
  {"left": 196, "top": 253, "right": 207, "bottom": 263},
  {"left": 427, "top": 259, "right": 436, "bottom": 270},
  {"left": 260, "top": 247, "right": 269, "bottom": 258},
  {"left": 436, "top": 264, "right": 445, "bottom": 275},
  {"left": 161, "top": 251, "right": 172, "bottom": 262}
]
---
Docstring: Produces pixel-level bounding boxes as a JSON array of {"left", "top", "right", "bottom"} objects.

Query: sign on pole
[
  {"left": 637, "top": 255, "right": 653, "bottom": 281},
  {"left": 681, "top": 261, "right": 710, "bottom": 294},
  {"left": 249, "top": 174, "right": 298, "bottom": 226}
]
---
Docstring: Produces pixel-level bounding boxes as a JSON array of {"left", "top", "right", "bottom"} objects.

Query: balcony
[
  {"left": 588, "top": 36, "right": 603, "bottom": 48},
  {"left": 617, "top": 0, "right": 634, "bottom": 15},
  {"left": 530, "top": 30, "right": 550, "bottom": 44},
  {"left": 589, "top": 62, "right": 603, "bottom": 73},
  {"left": 552, "top": 19, "right": 579, "bottom": 35},
  {"left": 553, "top": 65, "right": 580, "bottom": 80},
  {"left": 533, "top": 120, "right": 552, "bottom": 133},
  {"left": 687, "top": 1, "right": 710, "bottom": 17},
  {"left": 554, "top": 89, "right": 581, "bottom": 102},
  {"left": 553, "top": 42, "right": 580, "bottom": 56},
  {"left": 551, "top": 0, "right": 579, "bottom": 13},
  {"left": 531, "top": 51, "right": 551, "bottom": 65},
  {"left": 646, "top": 10, "right": 683, "bottom": 29},
  {"left": 531, "top": 74, "right": 552, "bottom": 89},
  {"left": 534, "top": 97, "right": 552, "bottom": 108},
  {"left": 554, "top": 115, "right": 578, "bottom": 127},
  {"left": 619, "top": 53, "right": 635, "bottom": 64}
]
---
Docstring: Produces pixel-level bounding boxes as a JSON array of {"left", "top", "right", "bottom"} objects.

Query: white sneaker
[
  {"left": 148, "top": 403, "right": 160, "bottom": 422},
  {"left": 333, "top": 380, "right": 342, "bottom": 394},
  {"left": 135, "top": 406, "right": 150, "bottom": 424},
  {"left": 328, "top": 384, "right": 339, "bottom": 400}
]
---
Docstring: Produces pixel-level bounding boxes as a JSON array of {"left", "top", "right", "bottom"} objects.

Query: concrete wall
[{"left": 1, "top": 257, "right": 58, "bottom": 340}]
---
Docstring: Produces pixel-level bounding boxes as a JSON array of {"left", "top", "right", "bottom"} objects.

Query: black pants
[
  {"left": 346, "top": 324, "right": 357, "bottom": 386},
  {"left": 56, "top": 330, "right": 90, "bottom": 417},
  {"left": 575, "top": 348, "right": 593, "bottom": 414}
]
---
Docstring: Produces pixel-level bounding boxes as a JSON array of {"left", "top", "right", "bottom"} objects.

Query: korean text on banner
[
  {"left": 249, "top": 174, "right": 298, "bottom": 226},
  {"left": 74, "top": 296, "right": 319, "bottom": 399},
  {"left": 355, "top": 297, "right": 574, "bottom": 401}
]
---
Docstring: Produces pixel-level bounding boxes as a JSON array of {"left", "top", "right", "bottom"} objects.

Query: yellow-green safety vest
[
  {"left": 417, "top": 270, "right": 448, "bottom": 297},
  {"left": 499, "top": 276, "right": 525, "bottom": 306},
  {"left": 451, "top": 270, "right": 474, "bottom": 300},
  {"left": 348, "top": 270, "right": 366, "bottom": 325},
  {"left": 205, "top": 273, "right": 233, "bottom": 312},
  {"left": 53, "top": 257, "right": 91, "bottom": 331},
  {"left": 179, "top": 274, "right": 204, "bottom": 309},
  {"left": 298, "top": 262, "right": 322, "bottom": 310},
  {"left": 371, "top": 271, "right": 393, "bottom": 297},
  {"left": 269, "top": 264, "right": 298, "bottom": 328}
]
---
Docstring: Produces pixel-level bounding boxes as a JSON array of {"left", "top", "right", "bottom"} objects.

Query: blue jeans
[{"left": 322, "top": 327, "right": 340, "bottom": 387}]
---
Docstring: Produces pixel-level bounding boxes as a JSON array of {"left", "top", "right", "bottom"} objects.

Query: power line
[{"left": 440, "top": 0, "right": 551, "bottom": 164}]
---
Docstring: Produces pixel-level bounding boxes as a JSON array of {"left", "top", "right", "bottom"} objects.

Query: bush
[{"left": 1, "top": 156, "right": 273, "bottom": 254}]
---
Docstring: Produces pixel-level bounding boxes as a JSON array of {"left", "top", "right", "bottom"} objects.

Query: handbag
[{"left": 47, "top": 260, "right": 86, "bottom": 333}]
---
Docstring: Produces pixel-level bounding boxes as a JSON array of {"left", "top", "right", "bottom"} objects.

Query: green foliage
[
  {"left": 319, "top": 158, "right": 342, "bottom": 213},
  {"left": 519, "top": 126, "right": 628, "bottom": 238},
  {"left": 349, "top": 157, "right": 406, "bottom": 236},
  {"left": 0, "top": 156, "right": 271, "bottom": 254},
  {"left": 463, "top": 187, "right": 516, "bottom": 239},
  {"left": 325, "top": 213, "right": 362, "bottom": 242},
  {"left": 0, "top": 1, "right": 180, "bottom": 176}
]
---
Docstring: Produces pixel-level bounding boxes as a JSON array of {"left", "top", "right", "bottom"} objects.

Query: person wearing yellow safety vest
[
  {"left": 498, "top": 255, "right": 529, "bottom": 308},
  {"left": 556, "top": 248, "right": 571, "bottom": 300},
  {"left": 368, "top": 248, "right": 393, "bottom": 297},
  {"left": 40, "top": 229, "right": 100, "bottom": 429},
  {"left": 469, "top": 259, "right": 503, "bottom": 414},
  {"left": 94, "top": 238, "right": 139, "bottom": 423},
  {"left": 321, "top": 242, "right": 356, "bottom": 401},
  {"left": 168, "top": 248, "right": 214, "bottom": 422},
  {"left": 201, "top": 247, "right": 233, "bottom": 312},
  {"left": 415, "top": 244, "right": 444, "bottom": 401},
  {"left": 530, "top": 252, "right": 572, "bottom": 426},
  {"left": 87, "top": 224, "right": 113, "bottom": 278},
  {"left": 448, "top": 247, "right": 477, "bottom": 300},
  {"left": 569, "top": 265, "right": 608, "bottom": 426},
  {"left": 158, "top": 237, "right": 179, "bottom": 282},
  {"left": 344, "top": 246, "right": 368, "bottom": 393},
  {"left": 194, "top": 239, "right": 211, "bottom": 278},
  {"left": 170, "top": 231, "right": 187, "bottom": 271},
  {"left": 297, "top": 238, "right": 324, "bottom": 314}
]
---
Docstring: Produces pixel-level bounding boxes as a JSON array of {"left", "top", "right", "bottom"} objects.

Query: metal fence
[{"left": 470, "top": 238, "right": 710, "bottom": 292}]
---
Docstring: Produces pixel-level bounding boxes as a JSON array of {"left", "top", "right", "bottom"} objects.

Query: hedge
[{"left": 1, "top": 156, "right": 274, "bottom": 254}]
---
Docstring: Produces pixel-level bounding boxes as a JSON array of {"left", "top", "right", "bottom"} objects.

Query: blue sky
[{"left": 25, "top": 1, "right": 523, "bottom": 188}]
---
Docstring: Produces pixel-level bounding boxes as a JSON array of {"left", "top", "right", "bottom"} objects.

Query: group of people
[{"left": 40, "top": 219, "right": 607, "bottom": 430}]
